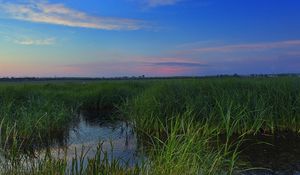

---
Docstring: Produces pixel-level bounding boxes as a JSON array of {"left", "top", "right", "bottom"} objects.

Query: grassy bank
[{"left": 0, "top": 77, "right": 299, "bottom": 174}]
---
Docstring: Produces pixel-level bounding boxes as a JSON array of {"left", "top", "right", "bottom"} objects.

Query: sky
[{"left": 0, "top": 0, "right": 300, "bottom": 77}]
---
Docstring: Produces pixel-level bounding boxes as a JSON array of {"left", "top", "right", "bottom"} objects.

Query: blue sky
[{"left": 0, "top": 0, "right": 300, "bottom": 77}]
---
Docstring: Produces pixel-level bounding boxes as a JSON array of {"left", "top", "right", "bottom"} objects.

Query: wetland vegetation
[{"left": 0, "top": 77, "right": 300, "bottom": 174}]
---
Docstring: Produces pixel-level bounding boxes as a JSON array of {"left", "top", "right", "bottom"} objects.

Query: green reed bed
[
  {"left": 0, "top": 81, "right": 147, "bottom": 174},
  {"left": 125, "top": 77, "right": 300, "bottom": 174},
  {"left": 129, "top": 77, "right": 300, "bottom": 134},
  {"left": 0, "top": 81, "right": 147, "bottom": 140},
  {"left": 0, "top": 77, "right": 299, "bottom": 174}
]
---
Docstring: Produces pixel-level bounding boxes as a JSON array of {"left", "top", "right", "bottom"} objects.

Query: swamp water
[
  {"left": 9, "top": 111, "right": 300, "bottom": 174},
  {"left": 32, "top": 110, "right": 144, "bottom": 168},
  {"left": 238, "top": 133, "right": 300, "bottom": 175}
]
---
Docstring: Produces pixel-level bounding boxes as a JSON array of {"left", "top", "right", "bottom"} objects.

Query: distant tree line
[{"left": 0, "top": 73, "right": 299, "bottom": 82}]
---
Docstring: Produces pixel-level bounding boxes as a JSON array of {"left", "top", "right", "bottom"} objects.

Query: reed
[{"left": 0, "top": 77, "right": 299, "bottom": 174}]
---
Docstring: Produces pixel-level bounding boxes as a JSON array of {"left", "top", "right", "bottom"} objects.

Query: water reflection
[{"left": 39, "top": 110, "right": 141, "bottom": 166}]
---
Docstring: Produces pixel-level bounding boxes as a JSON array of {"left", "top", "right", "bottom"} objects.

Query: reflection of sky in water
[{"left": 39, "top": 112, "right": 142, "bottom": 167}]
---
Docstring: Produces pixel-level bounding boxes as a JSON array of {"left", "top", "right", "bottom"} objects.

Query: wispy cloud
[
  {"left": 148, "top": 61, "right": 208, "bottom": 67},
  {"left": 170, "top": 39, "right": 300, "bottom": 75},
  {"left": 59, "top": 56, "right": 208, "bottom": 77},
  {"left": 0, "top": 0, "right": 146, "bottom": 30},
  {"left": 181, "top": 40, "right": 300, "bottom": 54},
  {"left": 136, "top": 57, "right": 208, "bottom": 75},
  {"left": 145, "top": 0, "right": 182, "bottom": 7},
  {"left": 14, "top": 37, "right": 55, "bottom": 45}
]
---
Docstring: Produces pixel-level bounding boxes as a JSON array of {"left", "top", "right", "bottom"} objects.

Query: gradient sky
[{"left": 0, "top": 0, "right": 300, "bottom": 77}]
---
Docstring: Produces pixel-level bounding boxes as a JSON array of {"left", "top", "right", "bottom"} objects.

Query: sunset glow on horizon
[{"left": 1, "top": 0, "right": 300, "bottom": 77}]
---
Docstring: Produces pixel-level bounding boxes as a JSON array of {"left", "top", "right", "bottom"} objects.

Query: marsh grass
[
  {"left": 126, "top": 77, "right": 300, "bottom": 174},
  {"left": 0, "top": 77, "right": 300, "bottom": 174}
]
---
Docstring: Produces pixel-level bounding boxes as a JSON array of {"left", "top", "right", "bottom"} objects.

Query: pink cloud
[
  {"left": 0, "top": 55, "right": 206, "bottom": 77},
  {"left": 0, "top": 63, "right": 87, "bottom": 77},
  {"left": 138, "top": 66, "right": 190, "bottom": 76},
  {"left": 137, "top": 58, "right": 207, "bottom": 76},
  {"left": 57, "top": 56, "right": 206, "bottom": 77}
]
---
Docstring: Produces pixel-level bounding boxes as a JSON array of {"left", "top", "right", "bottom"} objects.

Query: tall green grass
[
  {"left": 128, "top": 77, "right": 300, "bottom": 134},
  {"left": 0, "top": 81, "right": 147, "bottom": 141},
  {"left": 125, "top": 77, "right": 300, "bottom": 174},
  {"left": 0, "top": 77, "right": 299, "bottom": 174}
]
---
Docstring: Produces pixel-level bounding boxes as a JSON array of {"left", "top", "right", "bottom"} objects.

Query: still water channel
[{"left": 37, "top": 110, "right": 143, "bottom": 167}]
